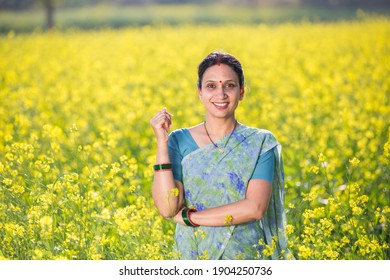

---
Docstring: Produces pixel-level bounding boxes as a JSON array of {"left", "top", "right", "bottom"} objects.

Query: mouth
[{"left": 212, "top": 102, "right": 229, "bottom": 109}]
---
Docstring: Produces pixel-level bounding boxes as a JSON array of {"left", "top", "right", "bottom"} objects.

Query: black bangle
[
  {"left": 153, "top": 163, "right": 172, "bottom": 172},
  {"left": 182, "top": 207, "right": 199, "bottom": 227}
]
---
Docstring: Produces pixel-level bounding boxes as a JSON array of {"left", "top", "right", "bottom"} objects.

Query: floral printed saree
[{"left": 172, "top": 125, "right": 292, "bottom": 260}]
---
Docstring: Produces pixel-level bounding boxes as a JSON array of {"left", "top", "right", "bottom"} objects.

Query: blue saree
[{"left": 169, "top": 124, "right": 292, "bottom": 260}]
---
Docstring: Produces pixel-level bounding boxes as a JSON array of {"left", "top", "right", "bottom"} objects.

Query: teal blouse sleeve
[
  {"left": 168, "top": 130, "right": 183, "bottom": 183},
  {"left": 168, "top": 129, "right": 198, "bottom": 183},
  {"left": 251, "top": 149, "right": 275, "bottom": 183}
]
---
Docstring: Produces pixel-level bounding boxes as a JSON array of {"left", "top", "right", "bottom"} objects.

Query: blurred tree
[{"left": 42, "top": 0, "right": 54, "bottom": 29}]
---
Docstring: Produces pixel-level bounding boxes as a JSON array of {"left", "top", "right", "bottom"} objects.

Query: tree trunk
[{"left": 44, "top": 0, "right": 54, "bottom": 30}]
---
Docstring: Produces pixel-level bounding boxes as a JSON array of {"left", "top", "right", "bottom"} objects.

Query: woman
[{"left": 150, "top": 51, "right": 292, "bottom": 260}]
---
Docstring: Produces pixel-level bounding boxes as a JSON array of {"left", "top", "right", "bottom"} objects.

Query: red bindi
[{"left": 219, "top": 80, "right": 222, "bottom": 83}]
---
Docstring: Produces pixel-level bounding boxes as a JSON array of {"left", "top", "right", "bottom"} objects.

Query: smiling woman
[
  {"left": 150, "top": 51, "right": 293, "bottom": 260},
  {"left": 198, "top": 63, "right": 244, "bottom": 121}
]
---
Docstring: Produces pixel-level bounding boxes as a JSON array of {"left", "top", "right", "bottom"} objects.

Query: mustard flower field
[{"left": 0, "top": 17, "right": 389, "bottom": 260}]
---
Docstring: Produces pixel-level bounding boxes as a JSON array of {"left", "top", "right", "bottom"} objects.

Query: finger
[
  {"left": 161, "top": 107, "right": 173, "bottom": 117},
  {"left": 151, "top": 109, "right": 172, "bottom": 130},
  {"left": 164, "top": 120, "right": 171, "bottom": 131},
  {"left": 158, "top": 114, "right": 171, "bottom": 122},
  {"left": 152, "top": 110, "right": 168, "bottom": 122},
  {"left": 163, "top": 116, "right": 172, "bottom": 127},
  {"left": 159, "top": 113, "right": 172, "bottom": 124},
  {"left": 154, "top": 115, "right": 171, "bottom": 130},
  {"left": 166, "top": 117, "right": 172, "bottom": 128},
  {"left": 151, "top": 117, "right": 165, "bottom": 129}
]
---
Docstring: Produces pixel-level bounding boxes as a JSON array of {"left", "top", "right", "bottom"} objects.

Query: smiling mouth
[{"left": 212, "top": 102, "right": 229, "bottom": 109}]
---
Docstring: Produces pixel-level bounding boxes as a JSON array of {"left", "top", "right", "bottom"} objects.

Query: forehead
[{"left": 202, "top": 64, "right": 239, "bottom": 81}]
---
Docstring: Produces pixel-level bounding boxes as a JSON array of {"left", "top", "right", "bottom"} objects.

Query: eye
[
  {"left": 206, "top": 83, "right": 216, "bottom": 89},
  {"left": 224, "top": 83, "right": 237, "bottom": 90}
]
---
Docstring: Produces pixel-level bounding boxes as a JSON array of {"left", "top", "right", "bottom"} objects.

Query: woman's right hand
[{"left": 150, "top": 107, "right": 173, "bottom": 145}]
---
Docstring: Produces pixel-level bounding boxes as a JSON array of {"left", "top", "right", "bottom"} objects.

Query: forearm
[
  {"left": 152, "top": 142, "right": 181, "bottom": 218},
  {"left": 185, "top": 198, "right": 267, "bottom": 227}
]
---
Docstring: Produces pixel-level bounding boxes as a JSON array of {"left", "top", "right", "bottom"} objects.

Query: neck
[{"left": 204, "top": 116, "right": 237, "bottom": 138}]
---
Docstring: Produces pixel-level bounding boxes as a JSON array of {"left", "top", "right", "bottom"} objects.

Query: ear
[
  {"left": 239, "top": 88, "right": 245, "bottom": 100},
  {"left": 197, "top": 87, "right": 202, "bottom": 99}
]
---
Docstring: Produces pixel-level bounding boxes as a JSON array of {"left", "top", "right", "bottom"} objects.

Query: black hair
[{"left": 197, "top": 51, "right": 244, "bottom": 89}]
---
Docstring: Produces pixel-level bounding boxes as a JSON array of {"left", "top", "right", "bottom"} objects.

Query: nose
[{"left": 215, "top": 85, "right": 227, "bottom": 98}]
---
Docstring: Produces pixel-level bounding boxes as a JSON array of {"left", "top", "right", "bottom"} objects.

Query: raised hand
[{"left": 150, "top": 107, "right": 173, "bottom": 145}]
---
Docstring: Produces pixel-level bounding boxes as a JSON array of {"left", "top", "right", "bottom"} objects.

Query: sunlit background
[{"left": 0, "top": 0, "right": 389, "bottom": 260}]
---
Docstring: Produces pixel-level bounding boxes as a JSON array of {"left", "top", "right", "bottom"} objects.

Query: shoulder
[
  {"left": 169, "top": 123, "right": 203, "bottom": 143},
  {"left": 169, "top": 128, "right": 187, "bottom": 139},
  {"left": 241, "top": 125, "right": 277, "bottom": 142},
  {"left": 168, "top": 128, "right": 188, "bottom": 145},
  {"left": 239, "top": 125, "right": 280, "bottom": 154}
]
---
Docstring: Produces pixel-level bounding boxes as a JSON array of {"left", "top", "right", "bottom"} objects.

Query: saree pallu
[{"left": 173, "top": 125, "right": 292, "bottom": 260}]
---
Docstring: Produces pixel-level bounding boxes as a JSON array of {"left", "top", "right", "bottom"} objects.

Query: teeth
[{"left": 214, "top": 103, "right": 228, "bottom": 106}]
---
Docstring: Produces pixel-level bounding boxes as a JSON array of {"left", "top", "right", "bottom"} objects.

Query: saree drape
[{"left": 172, "top": 125, "right": 292, "bottom": 260}]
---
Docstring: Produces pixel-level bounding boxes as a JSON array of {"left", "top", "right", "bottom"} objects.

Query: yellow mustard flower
[
  {"left": 169, "top": 187, "right": 179, "bottom": 197},
  {"left": 318, "top": 153, "right": 327, "bottom": 163},
  {"left": 198, "top": 250, "right": 210, "bottom": 260},
  {"left": 194, "top": 229, "right": 206, "bottom": 239},
  {"left": 310, "top": 166, "right": 320, "bottom": 174},
  {"left": 298, "top": 245, "right": 312, "bottom": 259},
  {"left": 383, "top": 142, "right": 390, "bottom": 157},
  {"left": 349, "top": 157, "right": 360, "bottom": 167},
  {"left": 285, "top": 224, "right": 295, "bottom": 235},
  {"left": 224, "top": 214, "right": 233, "bottom": 226}
]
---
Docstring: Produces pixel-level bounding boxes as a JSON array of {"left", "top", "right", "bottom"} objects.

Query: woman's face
[{"left": 198, "top": 63, "right": 244, "bottom": 120}]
